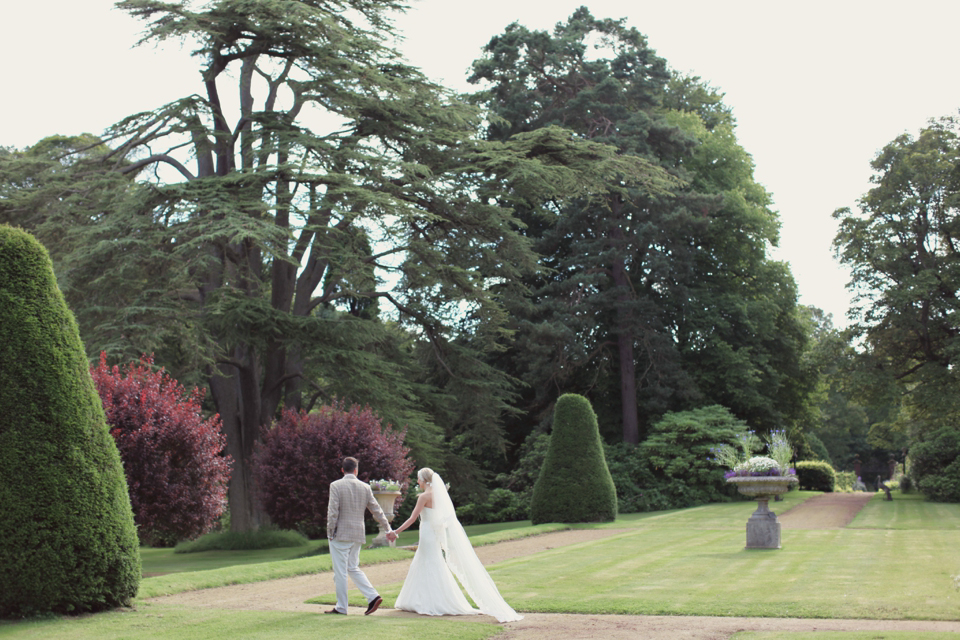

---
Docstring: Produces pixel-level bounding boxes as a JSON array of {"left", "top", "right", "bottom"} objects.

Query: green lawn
[
  {"left": 4, "top": 490, "right": 960, "bottom": 639},
  {"left": 473, "top": 491, "right": 960, "bottom": 620},
  {"left": 141, "top": 543, "right": 326, "bottom": 576},
  {"left": 0, "top": 605, "right": 499, "bottom": 640},
  {"left": 850, "top": 492, "right": 960, "bottom": 530},
  {"left": 139, "top": 546, "right": 412, "bottom": 599}
]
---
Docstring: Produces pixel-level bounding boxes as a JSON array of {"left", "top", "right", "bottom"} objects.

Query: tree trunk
[
  {"left": 617, "top": 327, "right": 639, "bottom": 444},
  {"left": 609, "top": 200, "right": 640, "bottom": 444},
  {"left": 209, "top": 351, "right": 266, "bottom": 532},
  {"left": 612, "top": 257, "right": 640, "bottom": 444}
]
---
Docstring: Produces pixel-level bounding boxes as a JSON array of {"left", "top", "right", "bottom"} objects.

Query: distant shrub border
[{"left": 795, "top": 460, "right": 836, "bottom": 492}]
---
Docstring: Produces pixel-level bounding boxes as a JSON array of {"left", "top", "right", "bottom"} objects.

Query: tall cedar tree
[
  {"left": 252, "top": 403, "right": 414, "bottom": 537},
  {"left": 469, "top": 8, "right": 809, "bottom": 446},
  {"left": 91, "top": 353, "right": 232, "bottom": 546},
  {"left": 0, "top": 226, "right": 140, "bottom": 617},
  {"left": 0, "top": 2, "right": 676, "bottom": 530}
]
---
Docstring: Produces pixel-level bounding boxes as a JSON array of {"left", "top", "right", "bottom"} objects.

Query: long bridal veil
[{"left": 430, "top": 473, "right": 523, "bottom": 623}]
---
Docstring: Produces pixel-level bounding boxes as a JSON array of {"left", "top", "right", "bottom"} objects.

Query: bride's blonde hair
[{"left": 417, "top": 468, "right": 434, "bottom": 485}]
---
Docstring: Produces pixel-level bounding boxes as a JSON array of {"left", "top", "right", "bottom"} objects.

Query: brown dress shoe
[{"left": 325, "top": 608, "right": 345, "bottom": 614}]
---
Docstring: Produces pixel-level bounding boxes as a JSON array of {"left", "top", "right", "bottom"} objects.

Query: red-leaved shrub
[
  {"left": 252, "top": 402, "right": 414, "bottom": 538},
  {"left": 91, "top": 353, "right": 232, "bottom": 546}
]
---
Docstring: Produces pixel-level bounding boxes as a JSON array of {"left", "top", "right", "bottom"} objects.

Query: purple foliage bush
[
  {"left": 252, "top": 402, "right": 414, "bottom": 538},
  {"left": 92, "top": 353, "right": 231, "bottom": 546}
]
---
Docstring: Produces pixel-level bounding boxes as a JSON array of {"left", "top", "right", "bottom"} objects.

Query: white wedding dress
[{"left": 394, "top": 475, "right": 522, "bottom": 623}]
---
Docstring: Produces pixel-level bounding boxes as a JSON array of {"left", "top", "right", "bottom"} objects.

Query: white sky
[{"left": 4, "top": 0, "right": 960, "bottom": 329}]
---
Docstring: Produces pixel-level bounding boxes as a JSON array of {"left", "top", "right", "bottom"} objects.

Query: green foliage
[
  {"left": 804, "top": 432, "right": 833, "bottom": 465},
  {"left": 665, "top": 105, "right": 814, "bottom": 438},
  {"left": 709, "top": 429, "right": 762, "bottom": 469},
  {"left": 603, "top": 442, "right": 655, "bottom": 513},
  {"left": 499, "top": 431, "right": 551, "bottom": 502},
  {"left": 795, "top": 460, "right": 837, "bottom": 492},
  {"left": 642, "top": 405, "right": 748, "bottom": 505},
  {"left": 800, "top": 307, "right": 874, "bottom": 471},
  {"left": 174, "top": 529, "right": 311, "bottom": 554},
  {"left": 0, "top": 225, "right": 140, "bottom": 618},
  {"left": 6, "top": 0, "right": 632, "bottom": 531},
  {"left": 530, "top": 394, "right": 618, "bottom": 524},
  {"left": 469, "top": 10, "right": 810, "bottom": 448},
  {"left": 582, "top": 406, "right": 784, "bottom": 515},
  {"left": 834, "top": 116, "right": 960, "bottom": 484},
  {"left": 900, "top": 475, "right": 914, "bottom": 493},
  {"left": 457, "top": 489, "right": 529, "bottom": 526},
  {"left": 454, "top": 430, "right": 551, "bottom": 523},
  {"left": 909, "top": 426, "right": 960, "bottom": 502},
  {"left": 834, "top": 471, "right": 859, "bottom": 492}
]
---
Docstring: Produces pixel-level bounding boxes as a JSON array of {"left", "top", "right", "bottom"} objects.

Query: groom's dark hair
[{"left": 342, "top": 457, "right": 358, "bottom": 472}]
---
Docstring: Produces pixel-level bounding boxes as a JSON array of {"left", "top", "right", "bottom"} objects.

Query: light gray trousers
[{"left": 329, "top": 539, "right": 379, "bottom": 613}]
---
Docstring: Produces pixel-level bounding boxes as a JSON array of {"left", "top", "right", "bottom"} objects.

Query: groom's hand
[{"left": 386, "top": 531, "right": 398, "bottom": 541}]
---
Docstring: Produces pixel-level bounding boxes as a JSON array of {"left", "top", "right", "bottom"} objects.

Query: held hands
[{"left": 386, "top": 530, "right": 398, "bottom": 542}]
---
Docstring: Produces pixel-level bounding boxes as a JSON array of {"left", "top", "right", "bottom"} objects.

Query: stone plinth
[{"left": 726, "top": 476, "right": 798, "bottom": 550}]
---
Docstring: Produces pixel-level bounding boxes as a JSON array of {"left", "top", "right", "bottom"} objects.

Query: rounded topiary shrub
[
  {"left": 530, "top": 393, "right": 618, "bottom": 524},
  {"left": 795, "top": 460, "right": 836, "bottom": 492},
  {"left": 0, "top": 226, "right": 140, "bottom": 618}
]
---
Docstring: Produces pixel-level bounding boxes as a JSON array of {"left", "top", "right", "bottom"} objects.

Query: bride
[{"left": 388, "top": 468, "right": 522, "bottom": 623}]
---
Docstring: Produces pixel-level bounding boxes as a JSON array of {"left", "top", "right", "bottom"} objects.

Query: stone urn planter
[
  {"left": 369, "top": 490, "right": 402, "bottom": 548},
  {"left": 726, "top": 475, "right": 798, "bottom": 549}
]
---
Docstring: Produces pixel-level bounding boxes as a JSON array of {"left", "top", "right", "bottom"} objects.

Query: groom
[{"left": 326, "top": 456, "right": 393, "bottom": 615}]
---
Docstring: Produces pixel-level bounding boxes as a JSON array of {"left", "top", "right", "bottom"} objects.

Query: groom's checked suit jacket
[{"left": 327, "top": 474, "right": 390, "bottom": 543}]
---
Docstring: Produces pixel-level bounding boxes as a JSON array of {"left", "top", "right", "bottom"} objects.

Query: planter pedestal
[
  {"left": 369, "top": 490, "right": 402, "bottom": 549},
  {"left": 726, "top": 476, "right": 797, "bottom": 549}
]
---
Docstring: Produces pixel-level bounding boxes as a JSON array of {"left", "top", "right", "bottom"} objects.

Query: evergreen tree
[
  {"left": 530, "top": 393, "right": 617, "bottom": 524},
  {"left": 470, "top": 9, "right": 808, "bottom": 446},
  {"left": 0, "top": 225, "right": 140, "bottom": 617}
]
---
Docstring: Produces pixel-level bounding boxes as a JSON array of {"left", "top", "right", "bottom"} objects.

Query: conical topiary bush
[
  {"left": 0, "top": 226, "right": 140, "bottom": 618},
  {"left": 530, "top": 393, "right": 618, "bottom": 524}
]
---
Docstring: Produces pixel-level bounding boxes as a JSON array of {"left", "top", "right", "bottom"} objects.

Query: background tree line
[{"left": 3, "top": 0, "right": 956, "bottom": 537}]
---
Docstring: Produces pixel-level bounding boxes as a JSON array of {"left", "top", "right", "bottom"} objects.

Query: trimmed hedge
[
  {"left": 530, "top": 394, "right": 617, "bottom": 524},
  {"left": 795, "top": 460, "right": 836, "bottom": 492},
  {"left": 0, "top": 226, "right": 140, "bottom": 618}
]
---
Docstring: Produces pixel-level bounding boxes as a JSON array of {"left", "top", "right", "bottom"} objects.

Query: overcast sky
[{"left": 5, "top": 0, "right": 960, "bottom": 328}]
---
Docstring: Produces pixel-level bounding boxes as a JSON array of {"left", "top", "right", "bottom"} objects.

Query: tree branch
[{"left": 120, "top": 154, "right": 196, "bottom": 180}]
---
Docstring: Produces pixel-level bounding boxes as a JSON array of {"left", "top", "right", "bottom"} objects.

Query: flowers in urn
[
  {"left": 710, "top": 429, "right": 795, "bottom": 478},
  {"left": 369, "top": 479, "right": 401, "bottom": 491}
]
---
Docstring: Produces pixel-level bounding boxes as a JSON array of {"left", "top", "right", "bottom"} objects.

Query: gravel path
[
  {"left": 778, "top": 492, "right": 875, "bottom": 529},
  {"left": 147, "top": 493, "right": 960, "bottom": 638}
]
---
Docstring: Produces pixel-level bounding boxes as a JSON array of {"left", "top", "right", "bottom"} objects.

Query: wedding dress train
[{"left": 394, "top": 475, "right": 522, "bottom": 623}]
